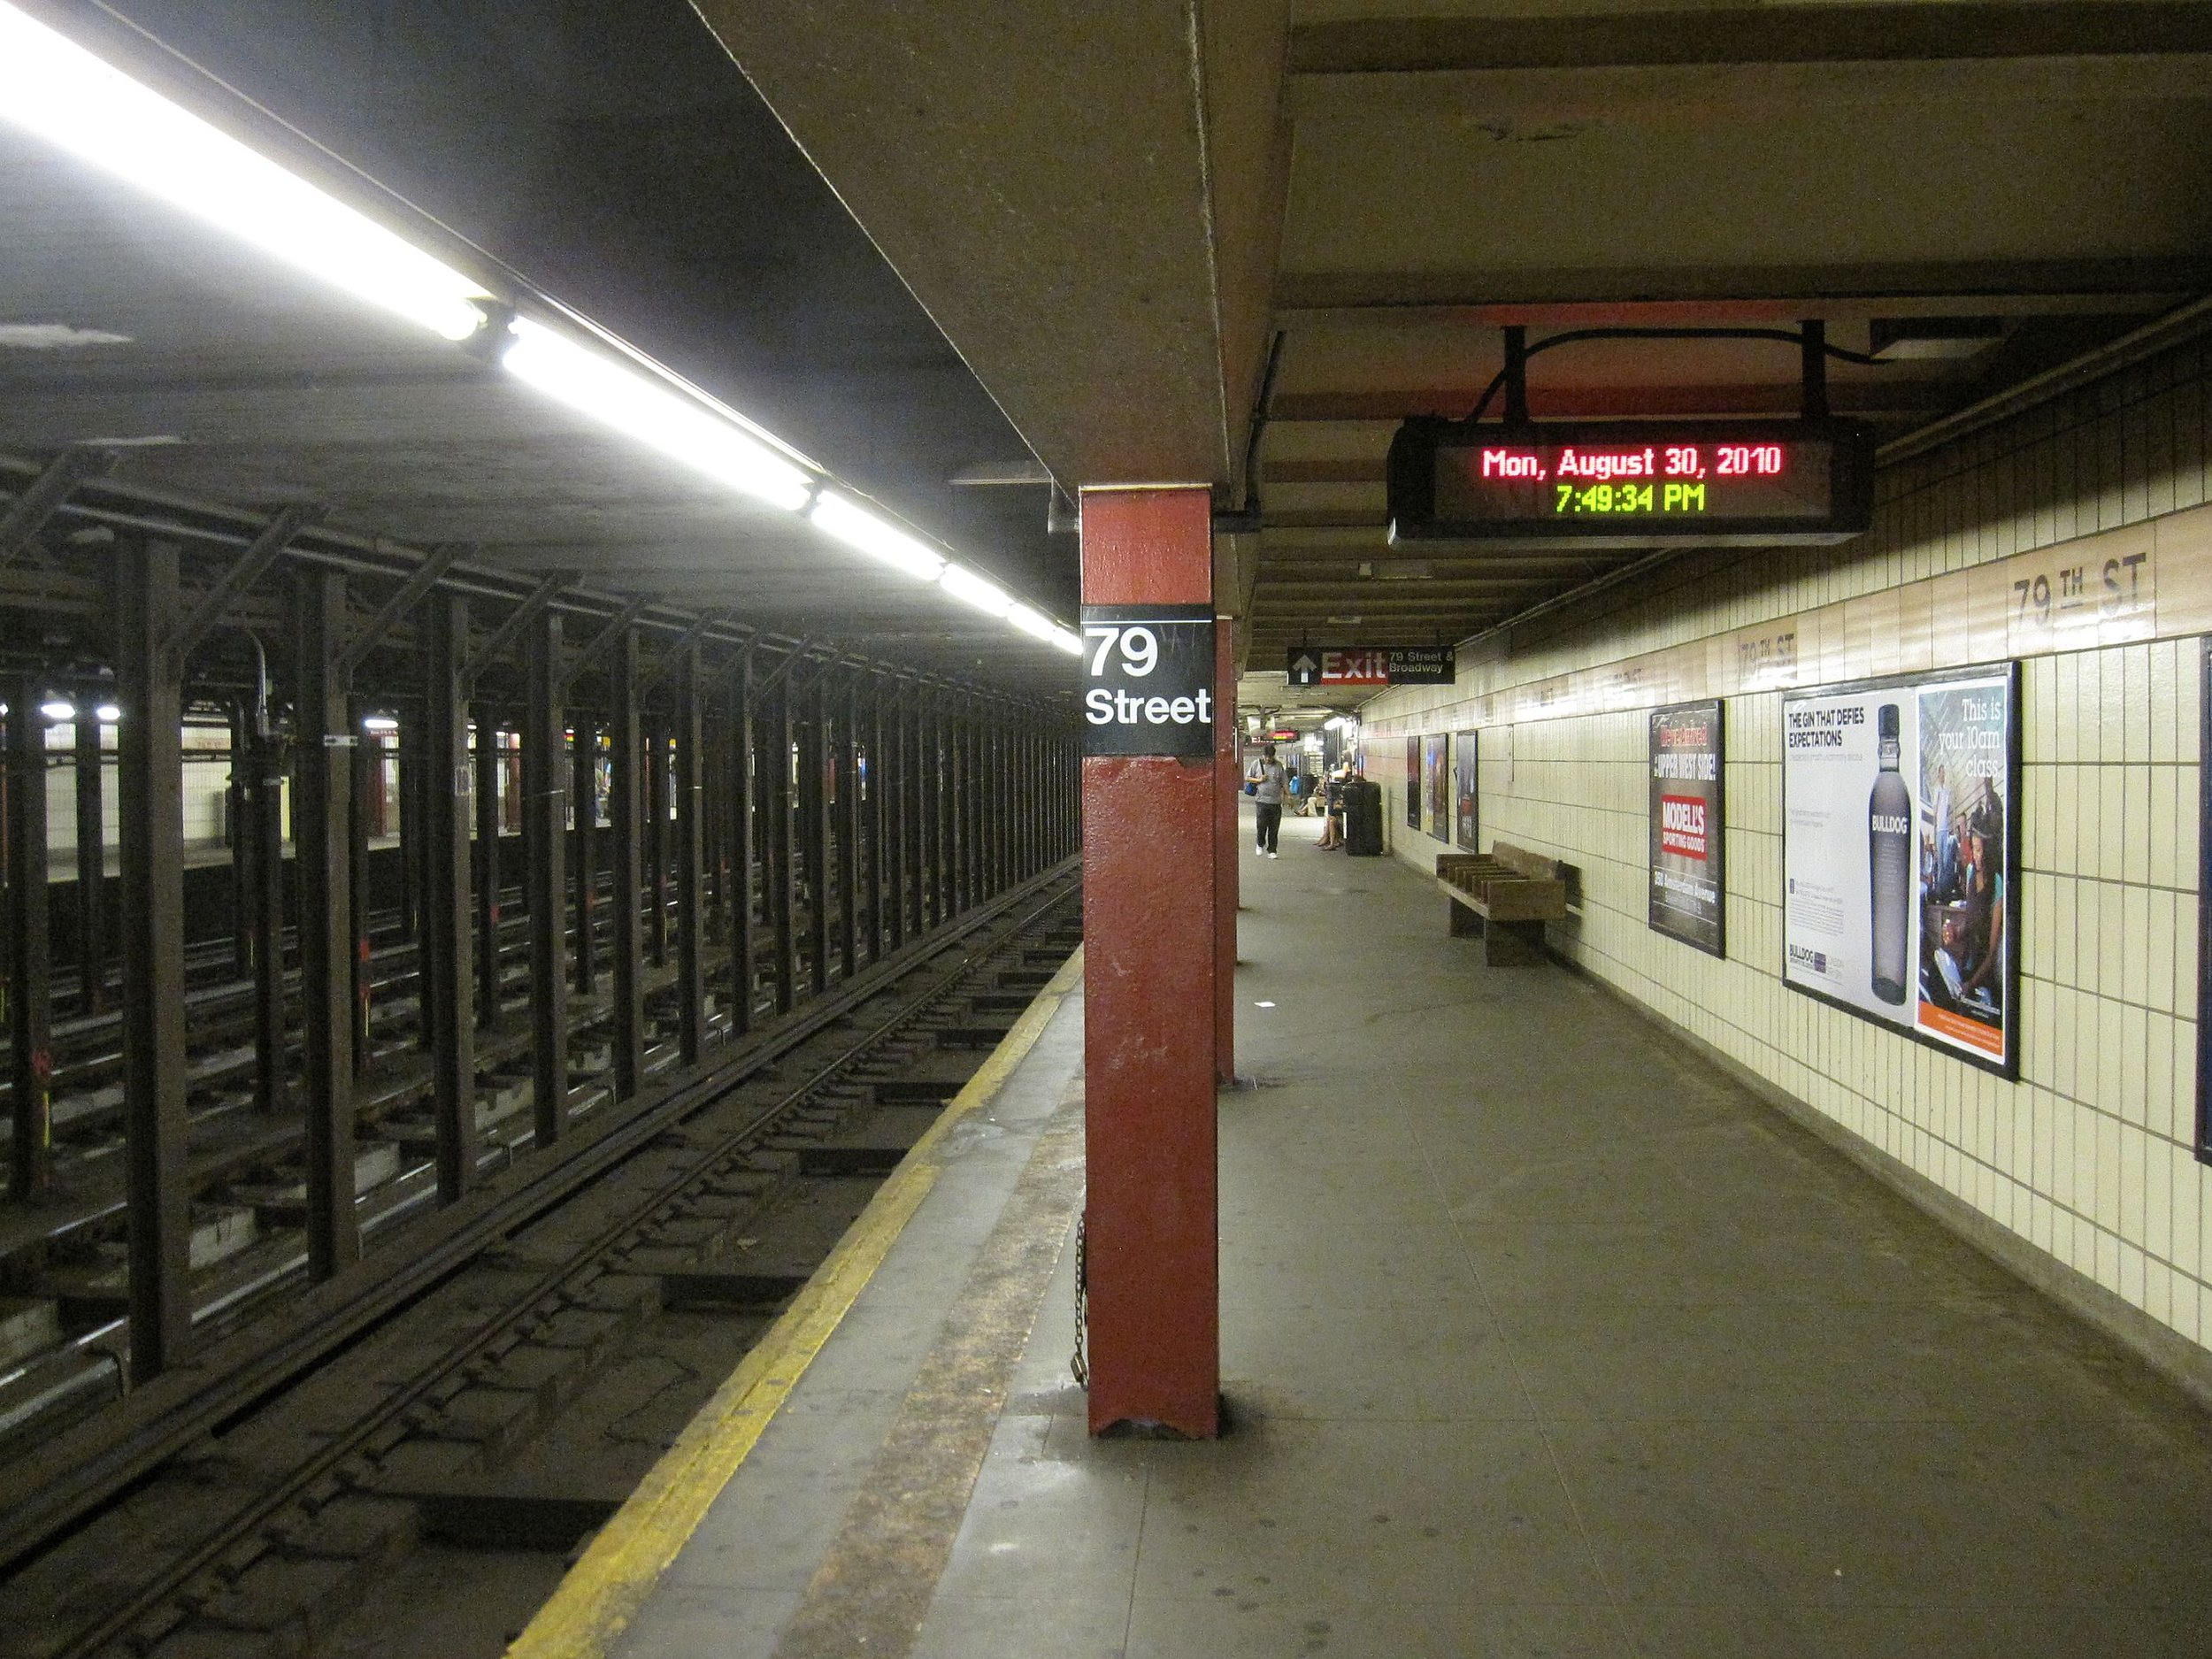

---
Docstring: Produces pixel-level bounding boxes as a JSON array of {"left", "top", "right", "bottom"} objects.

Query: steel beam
[
  {"left": 165, "top": 503, "right": 319, "bottom": 669},
  {"left": 523, "top": 611, "right": 568, "bottom": 1146},
  {"left": 809, "top": 672, "right": 833, "bottom": 995},
  {"left": 675, "top": 638, "right": 705, "bottom": 1064},
  {"left": 349, "top": 722, "right": 372, "bottom": 1075},
  {"left": 6, "top": 681, "right": 53, "bottom": 1202},
  {"left": 473, "top": 718, "right": 503, "bottom": 1029},
  {"left": 609, "top": 625, "right": 644, "bottom": 1100},
  {"left": 572, "top": 716, "right": 598, "bottom": 995},
  {"left": 0, "top": 448, "right": 116, "bottom": 567},
  {"left": 867, "top": 675, "right": 887, "bottom": 964},
  {"left": 726, "top": 651, "right": 756, "bottom": 1039},
  {"left": 772, "top": 680, "right": 798, "bottom": 1013},
  {"left": 245, "top": 715, "right": 285, "bottom": 1117},
  {"left": 648, "top": 718, "right": 670, "bottom": 968},
  {"left": 887, "top": 685, "right": 910, "bottom": 951},
  {"left": 336, "top": 541, "right": 465, "bottom": 682},
  {"left": 296, "top": 567, "right": 359, "bottom": 1281},
  {"left": 424, "top": 595, "right": 477, "bottom": 1202},
  {"left": 117, "top": 540, "right": 191, "bottom": 1379},
  {"left": 73, "top": 702, "right": 104, "bottom": 1014},
  {"left": 837, "top": 671, "right": 860, "bottom": 979}
]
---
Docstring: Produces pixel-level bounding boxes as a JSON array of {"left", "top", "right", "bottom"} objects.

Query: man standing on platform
[{"left": 1252, "top": 743, "right": 1286, "bottom": 857}]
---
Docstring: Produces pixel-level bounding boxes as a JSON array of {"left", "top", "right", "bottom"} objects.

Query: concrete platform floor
[{"left": 611, "top": 803, "right": 2212, "bottom": 1659}]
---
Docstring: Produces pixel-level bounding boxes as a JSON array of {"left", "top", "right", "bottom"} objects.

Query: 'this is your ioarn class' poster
[{"left": 1781, "top": 666, "right": 2016, "bottom": 1077}]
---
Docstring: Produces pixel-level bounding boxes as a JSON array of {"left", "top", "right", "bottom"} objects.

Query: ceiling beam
[
  {"left": 1273, "top": 292, "right": 2192, "bottom": 333},
  {"left": 1272, "top": 258, "right": 2212, "bottom": 316},
  {"left": 1289, "top": 54, "right": 2212, "bottom": 130},
  {"left": 1286, "top": 4, "right": 2212, "bottom": 75},
  {"left": 1269, "top": 382, "right": 1955, "bottom": 425}
]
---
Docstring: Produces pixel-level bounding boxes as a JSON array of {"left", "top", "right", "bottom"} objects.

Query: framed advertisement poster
[
  {"left": 1781, "top": 663, "right": 2019, "bottom": 1079},
  {"left": 1424, "top": 735, "right": 1449, "bottom": 841},
  {"left": 1454, "top": 729, "right": 1479, "bottom": 850},
  {"left": 1649, "top": 701, "right": 1724, "bottom": 957},
  {"left": 1404, "top": 735, "right": 1420, "bottom": 827}
]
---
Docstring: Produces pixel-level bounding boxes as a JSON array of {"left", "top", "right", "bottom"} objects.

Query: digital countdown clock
[{"left": 1387, "top": 418, "right": 1876, "bottom": 549}]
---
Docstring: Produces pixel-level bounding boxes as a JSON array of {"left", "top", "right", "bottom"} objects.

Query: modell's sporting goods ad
[
  {"left": 1648, "top": 701, "right": 1724, "bottom": 957},
  {"left": 1782, "top": 664, "right": 2018, "bottom": 1078}
]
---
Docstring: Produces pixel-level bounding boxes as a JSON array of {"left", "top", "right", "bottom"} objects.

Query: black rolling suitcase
[{"left": 1343, "top": 780, "right": 1383, "bottom": 856}]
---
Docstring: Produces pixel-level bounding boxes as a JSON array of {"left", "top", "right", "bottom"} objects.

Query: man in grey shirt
[{"left": 1253, "top": 744, "right": 1287, "bottom": 857}]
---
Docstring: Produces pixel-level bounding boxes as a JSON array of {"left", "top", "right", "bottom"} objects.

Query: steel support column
[
  {"left": 245, "top": 716, "right": 285, "bottom": 1117},
  {"left": 675, "top": 640, "right": 705, "bottom": 1064},
  {"left": 837, "top": 672, "right": 859, "bottom": 979},
  {"left": 808, "top": 673, "right": 833, "bottom": 995},
  {"left": 867, "top": 675, "right": 887, "bottom": 963},
  {"left": 1079, "top": 487, "right": 1218, "bottom": 1439},
  {"left": 572, "top": 716, "right": 598, "bottom": 995},
  {"left": 73, "top": 707, "right": 104, "bottom": 1016},
  {"left": 648, "top": 719, "right": 670, "bottom": 967},
  {"left": 726, "top": 655, "right": 756, "bottom": 1038},
  {"left": 772, "top": 680, "right": 797, "bottom": 1013},
  {"left": 6, "top": 683, "right": 53, "bottom": 1202},
  {"left": 117, "top": 541, "right": 190, "bottom": 1379},
  {"left": 887, "top": 686, "right": 910, "bottom": 950},
  {"left": 295, "top": 568, "right": 358, "bottom": 1280},
  {"left": 424, "top": 595, "right": 476, "bottom": 1201},
  {"left": 473, "top": 720, "right": 502, "bottom": 1028},
  {"left": 349, "top": 726, "right": 371, "bottom": 1075},
  {"left": 523, "top": 611, "right": 568, "bottom": 1145},
  {"left": 609, "top": 627, "right": 645, "bottom": 1099}
]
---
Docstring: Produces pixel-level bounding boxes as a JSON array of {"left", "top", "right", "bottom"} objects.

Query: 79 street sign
[{"left": 1080, "top": 603, "right": 1216, "bottom": 758}]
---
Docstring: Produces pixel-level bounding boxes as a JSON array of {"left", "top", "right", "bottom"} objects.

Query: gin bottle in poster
[{"left": 1868, "top": 703, "right": 1912, "bottom": 1004}]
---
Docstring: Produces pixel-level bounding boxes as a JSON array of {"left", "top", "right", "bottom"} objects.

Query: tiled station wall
[{"left": 1362, "top": 333, "right": 2212, "bottom": 1376}]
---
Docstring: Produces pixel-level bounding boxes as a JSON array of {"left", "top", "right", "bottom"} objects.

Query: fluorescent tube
[
  {"left": 500, "top": 319, "right": 813, "bottom": 512},
  {"left": 1006, "top": 603, "right": 1059, "bottom": 643},
  {"left": 96, "top": 703, "right": 121, "bottom": 722},
  {"left": 39, "top": 698, "right": 75, "bottom": 721},
  {"left": 361, "top": 713, "right": 399, "bottom": 733},
  {"left": 1049, "top": 628, "right": 1084, "bottom": 657},
  {"left": 937, "top": 563, "right": 1012, "bottom": 618},
  {"left": 0, "top": 4, "right": 490, "bottom": 341},
  {"left": 808, "top": 491, "right": 945, "bottom": 580}
]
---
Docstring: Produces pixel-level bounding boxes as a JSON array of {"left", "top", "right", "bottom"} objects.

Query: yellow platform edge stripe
[{"left": 506, "top": 945, "right": 1085, "bottom": 1659}]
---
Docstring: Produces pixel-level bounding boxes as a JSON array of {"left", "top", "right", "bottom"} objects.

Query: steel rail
[
  {"left": 45, "top": 869, "right": 1079, "bottom": 1659},
  {"left": 0, "top": 856, "right": 1079, "bottom": 1574}
]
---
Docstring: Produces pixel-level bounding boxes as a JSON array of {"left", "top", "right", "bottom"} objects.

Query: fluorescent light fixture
[
  {"left": 39, "top": 698, "right": 75, "bottom": 721},
  {"left": 96, "top": 703, "right": 121, "bottom": 722},
  {"left": 808, "top": 490, "right": 945, "bottom": 580},
  {"left": 1006, "top": 603, "right": 1059, "bottom": 644},
  {"left": 937, "top": 563, "right": 1012, "bottom": 618},
  {"left": 0, "top": 5, "right": 491, "bottom": 341},
  {"left": 1048, "top": 627, "right": 1084, "bottom": 657},
  {"left": 500, "top": 319, "right": 813, "bottom": 511},
  {"left": 361, "top": 713, "right": 399, "bottom": 733}
]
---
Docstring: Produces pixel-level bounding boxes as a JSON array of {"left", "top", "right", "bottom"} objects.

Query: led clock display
[{"left": 1388, "top": 419, "right": 1875, "bottom": 549}]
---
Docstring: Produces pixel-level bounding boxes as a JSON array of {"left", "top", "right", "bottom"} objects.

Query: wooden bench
[{"left": 1435, "top": 843, "right": 1569, "bottom": 965}]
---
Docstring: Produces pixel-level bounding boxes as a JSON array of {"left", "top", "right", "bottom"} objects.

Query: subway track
[
  {"left": 0, "top": 863, "right": 795, "bottom": 1440},
  {"left": 2, "top": 863, "right": 1081, "bottom": 1659}
]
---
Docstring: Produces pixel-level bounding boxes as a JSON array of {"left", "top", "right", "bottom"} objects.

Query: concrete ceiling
[
  {"left": 696, "top": 0, "right": 2212, "bottom": 715},
  {"left": 0, "top": 0, "right": 1087, "bottom": 698}
]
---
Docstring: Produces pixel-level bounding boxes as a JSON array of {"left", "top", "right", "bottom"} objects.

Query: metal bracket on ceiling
[
  {"left": 459, "top": 573, "right": 566, "bottom": 689},
  {"left": 336, "top": 540, "right": 467, "bottom": 682},
  {"left": 165, "top": 503, "right": 324, "bottom": 670},
  {"left": 561, "top": 595, "right": 652, "bottom": 695},
  {"left": 0, "top": 448, "right": 122, "bottom": 569}
]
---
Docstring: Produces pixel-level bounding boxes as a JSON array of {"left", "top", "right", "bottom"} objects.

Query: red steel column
[{"left": 1081, "top": 487, "right": 1219, "bottom": 1439}]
